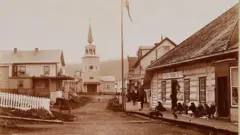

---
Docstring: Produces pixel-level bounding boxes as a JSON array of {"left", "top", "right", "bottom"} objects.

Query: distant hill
[{"left": 65, "top": 59, "right": 128, "bottom": 81}]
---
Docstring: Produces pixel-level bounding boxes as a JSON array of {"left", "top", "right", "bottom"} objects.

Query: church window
[
  {"left": 89, "top": 77, "right": 94, "bottom": 79},
  {"left": 93, "top": 49, "right": 95, "bottom": 54},
  {"left": 89, "top": 49, "right": 92, "bottom": 54},
  {"left": 86, "top": 49, "right": 88, "bottom": 54},
  {"left": 89, "top": 66, "right": 93, "bottom": 70}
]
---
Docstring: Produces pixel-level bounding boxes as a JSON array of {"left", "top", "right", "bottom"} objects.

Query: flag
[{"left": 124, "top": 0, "right": 132, "bottom": 22}]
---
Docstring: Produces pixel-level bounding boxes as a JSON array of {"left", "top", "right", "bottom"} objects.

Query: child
[{"left": 98, "top": 95, "right": 100, "bottom": 102}]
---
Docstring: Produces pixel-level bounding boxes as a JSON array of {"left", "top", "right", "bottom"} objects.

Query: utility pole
[{"left": 120, "top": 0, "right": 126, "bottom": 111}]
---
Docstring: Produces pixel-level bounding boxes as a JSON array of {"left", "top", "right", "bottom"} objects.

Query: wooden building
[
  {"left": 144, "top": 4, "right": 238, "bottom": 122},
  {"left": 0, "top": 48, "right": 74, "bottom": 102}
]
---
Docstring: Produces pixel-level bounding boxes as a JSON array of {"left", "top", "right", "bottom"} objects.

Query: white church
[{"left": 80, "top": 22, "right": 116, "bottom": 94}]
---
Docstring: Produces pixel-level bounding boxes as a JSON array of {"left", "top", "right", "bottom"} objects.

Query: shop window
[
  {"left": 199, "top": 77, "right": 206, "bottom": 103},
  {"left": 230, "top": 67, "right": 238, "bottom": 107},
  {"left": 18, "top": 80, "right": 24, "bottom": 88},
  {"left": 184, "top": 79, "right": 190, "bottom": 103},
  {"left": 161, "top": 81, "right": 166, "bottom": 102},
  {"left": 44, "top": 66, "right": 50, "bottom": 75}
]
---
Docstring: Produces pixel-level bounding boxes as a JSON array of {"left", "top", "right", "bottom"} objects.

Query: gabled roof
[
  {"left": 127, "top": 56, "right": 138, "bottom": 71},
  {"left": 147, "top": 4, "right": 239, "bottom": 71},
  {"left": 0, "top": 49, "right": 65, "bottom": 66},
  {"left": 139, "top": 46, "right": 153, "bottom": 50},
  {"left": 100, "top": 76, "right": 116, "bottom": 82},
  {"left": 133, "top": 37, "right": 177, "bottom": 68}
]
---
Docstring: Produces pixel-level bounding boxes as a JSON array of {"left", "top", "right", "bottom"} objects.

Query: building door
[
  {"left": 171, "top": 80, "right": 178, "bottom": 108},
  {"left": 217, "top": 76, "right": 229, "bottom": 117},
  {"left": 87, "top": 84, "right": 97, "bottom": 93}
]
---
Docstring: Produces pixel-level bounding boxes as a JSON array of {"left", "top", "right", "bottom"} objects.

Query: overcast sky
[{"left": 0, "top": 0, "right": 238, "bottom": 63}]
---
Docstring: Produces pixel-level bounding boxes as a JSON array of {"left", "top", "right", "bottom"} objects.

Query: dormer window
[{"left": 163, "top": 46, "right": 170, "bottom": 53}]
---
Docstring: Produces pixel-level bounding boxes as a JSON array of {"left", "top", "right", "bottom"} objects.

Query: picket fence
[{"left": 0, "top": 92, "right": 50, "bottom": 111}]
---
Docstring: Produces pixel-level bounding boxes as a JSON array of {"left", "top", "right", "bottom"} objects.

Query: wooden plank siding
[{"left": 150, "top": 61, "right": 215, "bottom": 109}]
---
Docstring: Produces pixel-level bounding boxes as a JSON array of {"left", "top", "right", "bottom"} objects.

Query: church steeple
[{"left": 88, "top": 19, "right": 93, "bottom": 44}]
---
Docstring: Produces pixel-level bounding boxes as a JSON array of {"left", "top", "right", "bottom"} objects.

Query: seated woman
[
  {"left": 175, "top": 102, "right": 184, "bottom": 114},
  {"left": 148, "top": 101, "right": 166, "bottom": 119},
  {"left": 197, "top": 103, "right": 205, "bottom": 117},
  {"left": 182, "top": 102, "right": 189, "bottom": 115},
  {"left": 208, "top": 103, "right": 216, "bottom": 118},
  {"left": 203, "top": 103, "right": 210, "bottom": 116},
  {"left": 188, "top": 102, "right": 197, "bottom": 117}
]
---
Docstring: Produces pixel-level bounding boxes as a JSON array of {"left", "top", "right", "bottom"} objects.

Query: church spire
[{"left": 88, "top": 19, "right": 93, "bottom": 44}]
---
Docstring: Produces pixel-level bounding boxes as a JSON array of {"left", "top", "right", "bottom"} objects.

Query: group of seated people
[
  {"left": 174, "top": 102, "right": 216, "bottom": 118},
  {"left": 149, "top": 101, "right": 216, "bottom": 119}
]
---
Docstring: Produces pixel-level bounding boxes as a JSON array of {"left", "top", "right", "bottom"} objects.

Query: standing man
[
  {"left": 170, "top": 80, "right": 180, "bottom": 117},
  {"left": 138, "top": 87, "right": 145, "bottom": 111}
]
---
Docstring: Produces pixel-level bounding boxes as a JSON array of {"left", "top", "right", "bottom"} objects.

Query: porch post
[
  {"left": 49, "top": 79, "right": 51, "bottom": 99},
  {"left": 97, "top": 84, "right": 99, "bottom": 93}
]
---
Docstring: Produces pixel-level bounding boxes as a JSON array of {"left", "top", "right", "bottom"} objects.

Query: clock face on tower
[{"left": 89, "top": 65, "right": 93, "bottom": 70}]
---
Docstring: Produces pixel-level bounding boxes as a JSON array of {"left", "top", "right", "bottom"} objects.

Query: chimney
[
  {"left": 35, "top": 48, "right": 38, "bottom": 51},
  {"left": 13, "top": 48, "right": 17, "bottom": 53}
]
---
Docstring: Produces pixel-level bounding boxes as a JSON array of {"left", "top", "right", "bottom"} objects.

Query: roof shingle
[
  {"left": 0, "top": 49, "right": 65, "bottom": 65},
  {"left": 147, "top": 4, "right": 239, "bottom": 70}
]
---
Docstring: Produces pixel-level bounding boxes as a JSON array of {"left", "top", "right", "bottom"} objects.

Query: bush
[
  {"left": 10, "top": 109, "right": 54, "bottom": 120},
  {"left": 107, "top": 97, "right": 123, "bottom": 112}
]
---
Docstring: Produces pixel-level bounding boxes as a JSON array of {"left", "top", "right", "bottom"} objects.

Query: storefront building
[
  {"left": 127, "top": 38, "right": 176, "bottom": 103},
  {"left": 145, "top": 4, "right": 238, "bottom": 122}
]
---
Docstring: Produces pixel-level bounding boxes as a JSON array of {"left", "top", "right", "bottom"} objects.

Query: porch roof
[
  {"left": 83, "top": 82, "right": 100, "bottom": 85},
  {"left": 32, "top": 76, "right": 74, "bottom": 80}
]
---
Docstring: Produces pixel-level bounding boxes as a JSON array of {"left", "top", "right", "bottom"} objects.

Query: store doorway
[
  {"left": 171, "top": 80, "right": 178, "bottom": 108},
  {"left": 217, "top": 76, "right": 229, "bottom": 117}
]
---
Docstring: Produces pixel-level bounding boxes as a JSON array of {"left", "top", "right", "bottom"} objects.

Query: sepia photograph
[{"left": 0, "top": 0, "right": 239, "bottom": 135}]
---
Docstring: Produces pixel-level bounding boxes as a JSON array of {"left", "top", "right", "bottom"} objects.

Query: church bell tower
[{"left": 81, "top": 20, "right": 100, "bottom": 93}]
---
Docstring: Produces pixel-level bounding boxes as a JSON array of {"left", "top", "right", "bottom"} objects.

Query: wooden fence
[{"left": 0, "top": 92, "right": 50, "bottom": 111}]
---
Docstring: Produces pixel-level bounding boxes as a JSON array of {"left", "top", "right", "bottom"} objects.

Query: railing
[{"left": 0, "top": 92, "right": 50, "bottom": 111}]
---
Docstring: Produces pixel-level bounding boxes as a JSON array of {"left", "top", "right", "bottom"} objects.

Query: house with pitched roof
[
  {"left": 144, "top": 4, "right": 238, "bottom": 122},
  {"left": 99, "top": 76, "right": 116, "bottom": 94},
  {"left": 0, "top": 48, "right": 74, "bottom": 102},
  {"left": 126, "top": 38, "right": 176, "bottom": 103}
]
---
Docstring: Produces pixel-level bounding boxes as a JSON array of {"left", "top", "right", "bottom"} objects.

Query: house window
[
  {"left": 106, "top": 84, "right": 110, "bottom": 89},
  {"left": 199, "top": 77, "right": 206, "bottom": 103},
  {"left": 44, "top": 66, "right": 50, "bottom": 75},
  {"left": 184, "top": 79, "right": 190, "bottom": 103},
  {"left": 18, "top": 80, "right": 24, "bottom": 88},
  {"left": 89, "top": 77, "right": 94, "bottom": 79},
  {"left": 161, "top": 81, "right": 166, "bottom": 102},
  {"left": 230, "top": 67, "right": 238, "bottom": 107},
  {"left": 19, "top": 66, "right": 26, "bottom": 74}
]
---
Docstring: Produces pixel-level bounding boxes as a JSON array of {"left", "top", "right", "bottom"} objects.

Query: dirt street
[{"left": 0, "top": 95, "right": 206, "bottom": 135}]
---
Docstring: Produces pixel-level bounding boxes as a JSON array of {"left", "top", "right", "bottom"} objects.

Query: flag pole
[{"left": 121, "top": 0, "right": 125, "bottom": 111}]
